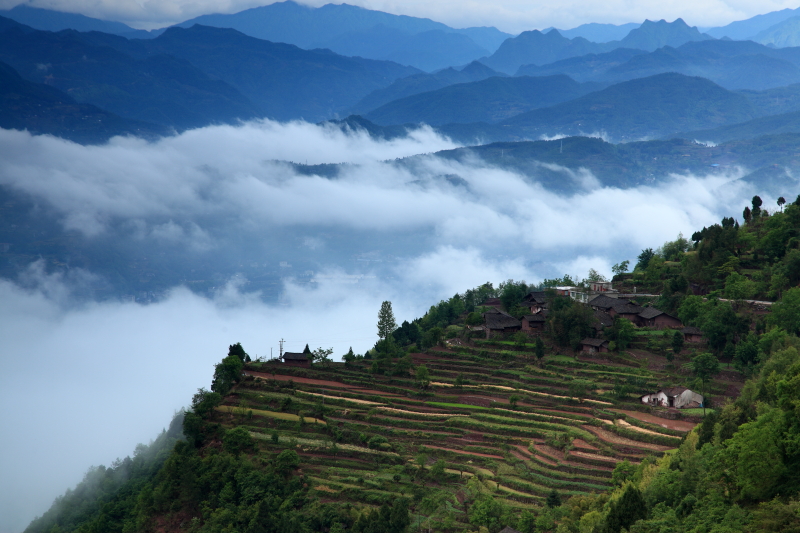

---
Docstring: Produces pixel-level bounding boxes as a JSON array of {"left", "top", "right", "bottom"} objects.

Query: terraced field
[{"left": 203, "top": 340, "right": 734, "bottom": 530}]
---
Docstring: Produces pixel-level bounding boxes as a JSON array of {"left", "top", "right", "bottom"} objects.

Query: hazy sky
[
  {"left": 1, "top": 0, "right": 799, "bottom": 32},
  {"left": 0, "top": 118, "right": 771, "bottom": 532}
]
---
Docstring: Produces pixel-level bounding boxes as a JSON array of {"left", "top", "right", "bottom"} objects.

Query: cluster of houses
[
  {"left": 473, "top": 284, "right": 707, "bottom": 410},
  {"left": 474, "top": 283, "right": 703, "bottom": 354}
]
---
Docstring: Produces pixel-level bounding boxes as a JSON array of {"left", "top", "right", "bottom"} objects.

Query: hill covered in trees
[{"left": 23, "top": 197, "right": 800, "bottom": 533}]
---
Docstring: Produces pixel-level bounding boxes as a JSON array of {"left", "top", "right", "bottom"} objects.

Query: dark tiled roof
[
  {"left": 682, "top": 326, "right": 702, "bottom": 335},
  {"left": 523, "top": 314, "right": 546, "bottom": 322},
  {"left": 589, "top": 295, "right": 629, "bottom": 309},
  {"left": 283, "top": 352, "right": 308, "bottom": 361},
  {"left": 594, "top": 309, "right": 614, "bottom": 328},
  {"left": 581, "top": 337, "right": 608, "bottom": 347},
  {"left": 638, "top": 307, "right": 664, "bottom": 319},
  {"left": 614, "top": 303, "right": 644, "bottom": 314},
  {"left": 500, "top": 527, "right": 523, "bottom": 533},
  {"left": 483, "top": 298, "right": 502, "bottom": 306},
  {"left": 662, "top": 386, "right": 688, "bottom": 396},
  {"left": 523, "top": 291, "right": 547, "bottom": 301},
  {"left": 484, "top": 312, "right": 521, "bottom": 329}
]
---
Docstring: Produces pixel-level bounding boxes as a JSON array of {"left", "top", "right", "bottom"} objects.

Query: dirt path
[
  {"left": 573, "top": 439, "right": 598, "bottom": 451},
  {"left": 375, "top": 407, "right": 468, "bottom": 417},
  {"left": 570, "top": 450, "right": 623, "bottom": 464},
  {"left": 533, "top": 443, "right": 614, "bottom": 471},
  {"left": 610, "top": 409, "right": 696, "bottom": 432},
  {"left": 582, "top": 425, "right": 672, "bottom": 452}
]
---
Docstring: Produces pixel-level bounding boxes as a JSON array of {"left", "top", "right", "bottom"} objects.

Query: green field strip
[
  {"left": 214, "top": 406, "right": 327, "bottom": 425},
  {"left": 520, "top": 458, "right": 613, "bottom": 484}
]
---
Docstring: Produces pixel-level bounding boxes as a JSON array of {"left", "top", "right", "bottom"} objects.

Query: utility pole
[{"left": 279, "top": 339, "right": 285, "bottom": 358}]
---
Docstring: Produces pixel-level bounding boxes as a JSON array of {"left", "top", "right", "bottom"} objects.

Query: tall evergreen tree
[{"left": 377, "top": 301, "right": 398, "bottom": 340}]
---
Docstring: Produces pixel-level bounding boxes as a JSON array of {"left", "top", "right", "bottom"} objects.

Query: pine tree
[
  {"left": 546, "top": 489, "right": 561, "bottom": 508},
  {"left": 377, "top": 301, "right": 397, "bottom": 340}
]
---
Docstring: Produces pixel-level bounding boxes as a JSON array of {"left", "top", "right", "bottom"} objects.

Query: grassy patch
[
  {"left": 216, "top": 406, "right": 327, "bottom": 425},
  {"left": 680, "top": 408, "right": 715, "bottom": 416}
]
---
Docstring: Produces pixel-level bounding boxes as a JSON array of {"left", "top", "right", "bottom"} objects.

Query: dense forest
[{"left": 24, "top": 194, "right": 800, "bottom": 533}]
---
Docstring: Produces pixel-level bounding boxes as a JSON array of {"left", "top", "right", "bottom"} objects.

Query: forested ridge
[{"left": 23, "top": 195, "right": 800, "bottom": 533}]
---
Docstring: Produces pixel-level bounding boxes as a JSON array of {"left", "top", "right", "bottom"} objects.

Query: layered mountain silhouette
[
  {"left": 433, "top": 73, "right": 758, "bottom": 143},
  {"left": 364, "top": 75, "right": 603, "bottom": 126},
  {"left": 516, "top": 48, "right": 646, "bottom": 80},
  {"left": 0, "top": 18, "right": 420, "bottom": 125},
  {"left": 0, "top": 4, "right": 157, "bottom": 38},
  {"left": 553, "top": 22, "right": 640, "bottom": 43},
  {"left": 703, "top": 7, "right": 800, "bottom": 40},
  {"left": 483, "top": 19, "right": 712, "bottom": 74},
  {"left": 0, "top": 17, "right": 262, "bottom": 129},
  {"left": 753, "top": 16, "right": 800, "bottom": 47},
  {"left": 349, "top": 61, "right": 506, "bottom": 115},
  {"left": 515, "top": 39, "right": 800, "bottom": 91},
  {"left": 177, "top": 1, "right": 510, "bottom": 71}
]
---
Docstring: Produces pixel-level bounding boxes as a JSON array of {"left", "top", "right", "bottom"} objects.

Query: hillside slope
[
  {"left": 21, "top": 198, "right": 800, "bottom": 532},
  {"left": 0, "top": 60, "right": 166, "bottom": 143}
]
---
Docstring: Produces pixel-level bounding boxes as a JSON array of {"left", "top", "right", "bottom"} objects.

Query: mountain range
[
  {"left": 0, "top": 16, "right": 419, "bottom": 126},
  {"left": 175, "top": 1, "right": 511, "bottom": 71},
  {"left": 482, "top": 18, "right": 712, "bottom": 74},
  {"left": 363, "top": 75, "right": 603, "bottom": 126},
  {"left": 8, "top": 3, "right": 800, "bottom": 150}
]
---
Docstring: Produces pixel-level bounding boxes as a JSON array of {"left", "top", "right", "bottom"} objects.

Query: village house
[
  {"left": 593, "top": 309, "right": 614, "bottom": 333},
  {"left": 682, "top": 326, "right": 704, "bottom": 343},
  {"left": 521, "top": 291, "right": 548, "bottom": 314},
  {"left": 640, "top": 387, "right": 703, "bottom": 409},
  {"left": 521, "top": 314, "right": 546, "bottom": 332},
  {"left": 580, "top": 337, "right": 609, "bottom": 353},
  {"left": 638, "top": 307, "right": 683, "bottom": 329},
  {"left": 589, "top": 280, "right": 614, "bottom": 293},
  {"left": 282, "top": 352, "right": 311, "bottom": 368},
  {"left": 610, "top": 302, "right": 646, "bottom": 325},
  {"left": 483, "top": 310, "right": 522, "bottom": 337}
]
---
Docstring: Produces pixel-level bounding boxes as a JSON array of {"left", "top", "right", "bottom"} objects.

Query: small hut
[{"left": 580, "top": 337, "right": 609, "bottom": 353}]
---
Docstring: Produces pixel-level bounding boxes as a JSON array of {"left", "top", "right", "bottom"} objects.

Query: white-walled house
[{"left": 641, "top": 387, "right": 703, "bottom": 409}]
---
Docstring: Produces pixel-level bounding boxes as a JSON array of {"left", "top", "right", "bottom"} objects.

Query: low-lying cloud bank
[{"left": 0, "top": 118, "right": 767, "bottom": 532}]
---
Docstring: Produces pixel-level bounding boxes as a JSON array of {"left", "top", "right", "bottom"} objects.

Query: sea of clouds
[{"left": 0, "top": 118, "right": 764, "bottom": 532}]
